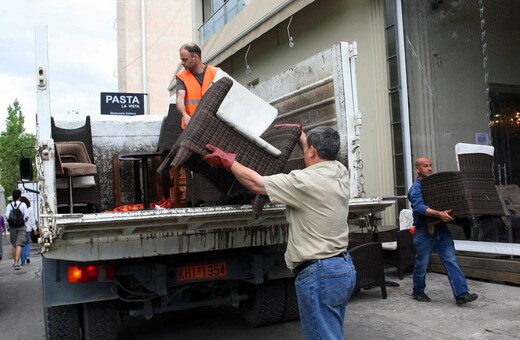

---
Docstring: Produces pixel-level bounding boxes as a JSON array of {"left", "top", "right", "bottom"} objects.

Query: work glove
[
  {"left": 274, "top": 123, "right": 302, "bottom": 129},
  {"left": 202, "top": 144, "right": 236, "bottom": 171},
  {"left": 274, "top": 123, "right": 303, "bottom": 137}
]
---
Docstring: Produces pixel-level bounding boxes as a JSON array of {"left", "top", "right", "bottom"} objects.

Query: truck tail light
[{"left": 67, "top": 265, "right": 116, "bottom": 283}]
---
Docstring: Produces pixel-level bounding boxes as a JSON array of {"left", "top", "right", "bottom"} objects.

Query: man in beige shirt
[{"left": 203, "top": 125, "right": 356, "bottom": 340}]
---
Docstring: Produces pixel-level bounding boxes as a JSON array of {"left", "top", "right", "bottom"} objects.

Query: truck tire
[
  {"left": 44, "top": 305, "right": 81, "bottom": 340},
  {"left": 239, "top": 279, "right": 285, "bottom": 327},
  {"left": 82, "top": 301, "right": 118, "bottom": 340},
  {"left": 280, "top": 278, "right": 300, "bottom": 322}
]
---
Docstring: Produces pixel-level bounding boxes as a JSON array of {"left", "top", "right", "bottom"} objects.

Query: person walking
[
  {"left": 408, "top": 157, "right": 478, "bottom": 305},
  {"left": 5, "top": 189, "right": 28, "bottom": 270},
  {"left": 0, "top": 214, "right": 6, "bottom": 260},
  {"left": 19, "top": 196, "right": 36, "bottom": 265},
  {"left": 176, "top": 42, "right": 219, "bottom": 129},
  {"left": 202, "top": 126, "right": 356, "bottom": 339}
]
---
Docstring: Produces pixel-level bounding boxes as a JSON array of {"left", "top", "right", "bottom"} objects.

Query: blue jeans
[
  {"left": 295, "top": 253, "right": 356, "bottom": 340},
  {"left": 21, "top": 232, "right": 31, "bottom": 265},
  {"left": 413, "top": 225, "right": 468, "bottom": 298}
]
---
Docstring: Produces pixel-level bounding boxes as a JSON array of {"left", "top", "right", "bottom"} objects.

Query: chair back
[
  {"left": 52, "top": 116, "right": 95, "bottom": 164},
  {"left": 157, "top": 104, "right": 183, "bottom": 153},
  {"left": 455, "top": 143, "right": 494, "bottom": 174}
]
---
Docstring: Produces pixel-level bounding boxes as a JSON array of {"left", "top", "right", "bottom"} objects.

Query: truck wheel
[
  {"left": 82, "top": 301, "right": 118, "bottom": 340},
  {"left": 280, "top": 278, "right": 300, "bottom": 322},
  {"left": 44, "top": 305, "right": 81, "bottom": 340},
  {"left": 239, "top": 279, "right": 285, "bottom": 327}
]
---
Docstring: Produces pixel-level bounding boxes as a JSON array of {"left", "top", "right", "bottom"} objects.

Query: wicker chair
[
  {"left": 421, "top": 143, "right": 505, "bottom": 239},
  {"left": 378, "top": 228, "right": 416, "bottom": 280},
  {"left": 158, "top": 77, "right": 301, "bottom": 217},
  {"left": 52, "top": 116, "right": 100, "bottom": 212},
  {"left": 348, "top": 231, "right": 377, "bottom": 249},
  {"left": 348, "top": 242, "right": 387, "bottom": 299}
]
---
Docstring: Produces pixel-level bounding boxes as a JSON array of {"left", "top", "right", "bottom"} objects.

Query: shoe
[
  {"left": 456, "top": 292, "right": 478, "bottom": 305},
  {"left": 412, "top": 292, "right": 431, "bottom": 302},
  {"left": 26, "top": 258, "right": 30, "bottom": 264},
  {"left": 14, "top": 264, "right": 21, "bottom": 270}
]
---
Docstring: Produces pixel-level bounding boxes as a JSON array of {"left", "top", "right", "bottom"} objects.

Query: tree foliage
[{"left": 0, "top": 99, "right": 36, "bottom": 195}]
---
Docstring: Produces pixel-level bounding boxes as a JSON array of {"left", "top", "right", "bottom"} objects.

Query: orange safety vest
[{"left": 177, "top": 65, "right": 219, "bottom": 129}]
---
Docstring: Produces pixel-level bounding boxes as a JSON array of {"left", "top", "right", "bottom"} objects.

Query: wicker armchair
[
  {"left": 421, "top": 143, "right": 505, "bottom": 239},
  {"left": 52, "top": 116, "right": 100, "bottom": 212},
  {"left": 158, "top": 77, "right": 301, "bottom": 217},
  {"left": 348, "top": 242, "right": 387, "bottom": 299},
  {"left": 378, "top": 228, "right": 416, "bottom": 280}
]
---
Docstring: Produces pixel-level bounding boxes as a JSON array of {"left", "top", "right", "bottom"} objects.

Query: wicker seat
[
  {"left": 378, "top": 228, "right": 416, "bottom": 280},
  {"left": 158, "top": 77, "right": 301, "bottom": 217},
  {"left": 348, "top": 231, "right": 377, "bottom": 249},
  {"left": 348, "top": 242, "right": 387, "bottom": 299},
  {"left": 421, "top": 143, "right": 506, "bottom": 239},
  {"left": 52, "top": 116, "right": 100, "bottom": 212}
]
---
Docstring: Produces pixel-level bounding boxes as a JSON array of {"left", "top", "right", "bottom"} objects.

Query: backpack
[{"left": 8, "top": 202, "right": 25, "bottom": 229}]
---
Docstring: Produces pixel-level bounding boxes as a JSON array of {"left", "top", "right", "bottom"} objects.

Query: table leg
[
  {"left": 134, "top": 160, "right": 142, "bottom": 204},
  {"left": 142, "top": 157, "right": 150, "bottom": 209}
]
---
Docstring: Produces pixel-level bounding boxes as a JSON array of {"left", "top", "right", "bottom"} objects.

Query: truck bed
[{"left": 41, "top": 198, "right": 394, "bottom": 262}]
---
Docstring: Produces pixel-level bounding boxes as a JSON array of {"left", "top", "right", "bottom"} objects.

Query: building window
[
  {"left": 200, "top": 0, "right": 246, "bottom": 43},
  {"left": 383, "top": 0, "right": 407, "bottom": 213}
]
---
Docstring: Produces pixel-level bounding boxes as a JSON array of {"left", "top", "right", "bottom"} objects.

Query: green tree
[{"left": 0, "top": 99, "right": 36, "bottom": 195}]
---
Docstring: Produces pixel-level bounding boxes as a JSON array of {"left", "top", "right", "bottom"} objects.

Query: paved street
[{"left": 1, "top": 234, "right": 520, "bottom": 339}]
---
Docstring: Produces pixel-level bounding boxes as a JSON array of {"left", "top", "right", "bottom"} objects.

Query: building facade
[
  {"left": 117, "top": 0, "right": 192, "bottom": 115},
  {"left": 169, "top": 0, "right": 520, "bottom": 225}
]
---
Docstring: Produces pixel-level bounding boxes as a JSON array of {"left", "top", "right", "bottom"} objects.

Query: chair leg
[
  {"left": 68, "top": 176, "right": 74, "bottom": 213},
  {"left": 381, "top": 284, "right": 387, "bottom": 299}
]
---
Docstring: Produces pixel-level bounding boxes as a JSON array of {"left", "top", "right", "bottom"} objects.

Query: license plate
[{"left": 177, "top": 262, "right": 228, "bottom": 282}]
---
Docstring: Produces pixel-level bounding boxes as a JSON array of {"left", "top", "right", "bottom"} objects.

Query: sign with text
[{"left": 100, "top": 92, "right": 146, "bottom": 116}]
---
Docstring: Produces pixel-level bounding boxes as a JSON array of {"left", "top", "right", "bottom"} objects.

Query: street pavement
[{"left": 1, "top": 234, "right": 519, "bottom": 339}]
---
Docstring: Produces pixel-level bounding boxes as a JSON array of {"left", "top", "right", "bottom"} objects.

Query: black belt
[{"left": 292, "top": 252, "right": 347, "bottom": 276}]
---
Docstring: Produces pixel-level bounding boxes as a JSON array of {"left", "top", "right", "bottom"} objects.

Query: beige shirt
[{"left": 263, "top": 160, "right": 350, "bottom": 269}]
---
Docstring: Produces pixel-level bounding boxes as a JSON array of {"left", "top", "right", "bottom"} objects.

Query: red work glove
[
  {"left": 202, "top": 144, "right": 236, "bottom": 171},
  {"left": 274, "top": 123, "right": 302, "bottom": 129}
]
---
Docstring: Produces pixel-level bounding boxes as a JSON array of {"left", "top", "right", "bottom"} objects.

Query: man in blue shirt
[{"left": 408, "top": 157, "right": 478, "bottom": 305}]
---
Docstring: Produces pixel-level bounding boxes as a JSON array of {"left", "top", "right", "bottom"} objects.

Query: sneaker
[
  {"left": 26, "top": 258, "right": 30, "bottom": 264},
  {"left": 14, "top": 264, "right": 21, "bottom": 270},
  {"left": 412, "top": 292, "right": 432, "bottom": 302},
  {"left": 456, "top": 292, "right": 478, "bottom": 305}
]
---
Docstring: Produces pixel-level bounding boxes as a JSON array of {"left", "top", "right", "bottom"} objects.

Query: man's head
[
  {"left": 415, "top": 157, "right": 433, "bottom": 180},
  {"left": 303, "top": 126, "right": 340, "bottom": 166},
  {"left": 12, "top": 189, "right": 21, "bottom": 201},
  {"left": 179, "top": 42, "right": 204, "bottom": 73}
]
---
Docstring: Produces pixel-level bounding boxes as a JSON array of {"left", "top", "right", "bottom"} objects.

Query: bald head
[
  {"left": 180, "top": 42, "right": 201, "bottom": 58},
  {"left": 415, "top": 157, "right": 432, "bottom": 179}
]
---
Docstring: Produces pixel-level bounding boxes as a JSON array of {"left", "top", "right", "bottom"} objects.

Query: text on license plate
[{"left": 177, "top": 262, "right": 228, "bottom": 282}]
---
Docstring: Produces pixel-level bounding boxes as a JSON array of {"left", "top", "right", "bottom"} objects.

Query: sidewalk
[{"left": 345, "top": 267, "right": 520, "bottom": 339}]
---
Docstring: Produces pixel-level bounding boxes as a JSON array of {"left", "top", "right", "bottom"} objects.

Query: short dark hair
[
  {"left": 20, "top": 196, "right": 31, "bottom": 208},
  {"left": 12, "top": 189, "right": 22, "bottom": 201},
  {"left": 180, "top": 42, "right": 202, "bottom": 58},
  {"left": 306, "top": 126, "right": 341, "bottom": 161}
]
